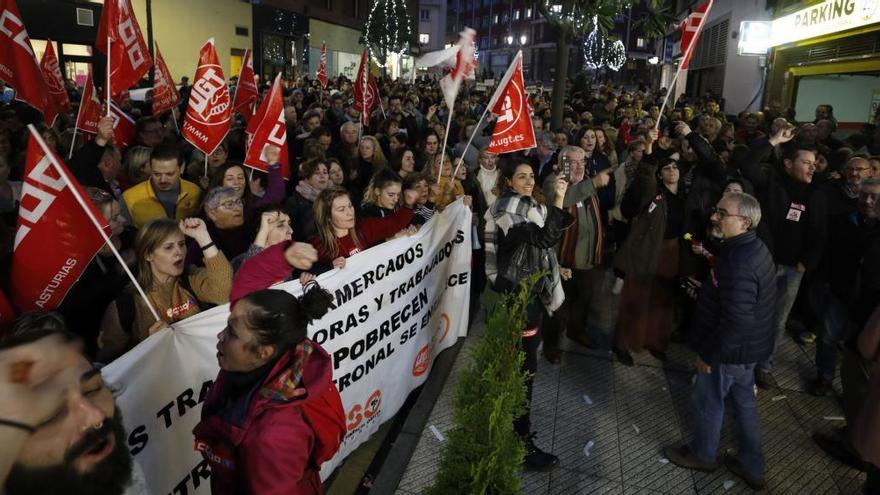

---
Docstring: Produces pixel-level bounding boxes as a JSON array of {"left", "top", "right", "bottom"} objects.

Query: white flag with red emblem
[
  {"left": 417, "top": 28, "right": 477, "bottom": 110},
  {"left": 95, "top": 0, "right": 152, "bottom": 98},
  {"left": 75, "top": 72, "right": 103, "bottom": 135},
  {"left": 487, "top": 51, "right": 535, "bottom": 155},
  {"left": 232, "top": 48, "right": 258, "bottom": 123},
  {"left": 12, "top": 126, "right": 109, "bottom": 312},
  {"left": 39, "top": 40, "right": 71, "bottom": 126},
  {"left": 183, "top": 39, "right": 232, "bottom": 155},
  {"left": 679, "top": 0, "right": 712, "bottom": 70},
  {"left": 317, "top": 42, "right": 329, "bottom": 88},
  {"left": 244, "top": 74, "right": 291, "bottom": 181},
  {"left": 152, "top": 42, "right": 179, "bottom": 116},
  {"left": 0, "top": 0, "right": 52, "bottom": 118}
]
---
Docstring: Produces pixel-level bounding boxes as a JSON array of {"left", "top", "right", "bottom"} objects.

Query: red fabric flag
[
  {"left": 232, "top": 48, "right": 258, "bottom": 123},
  {"left": 152, "top": 42, "right": 179, "bottom": 116},
  {"left": 487, "top": 52, "right": 535, "bottom": 155},
  {"left": 0, "top": 0, "right": 52, "bottom": 116},
  {"left": 108, "top": 102, "right": 136, "bottom": 148},
  {"left": 244, "top": 74, "right": 291, "bottom": 181},
  {"left": 95, "top": 0, "right": 152, "bottom": 97},
  {"left": 316, "top": 42, "right": 329, "bottom": 89},
  {"left": 75, "top": 72, "right": 102, "bottom": 135},
  {"left": 11, "top": 127, "right": 109, "bottom": 312},
  {"left": 352, "top": 49, "right": 379, "bottom": 126},
  {"left": 0, "top": 287, "right": 15, "bottom": 333},
  {"left": 679, "top": 0, "right": 712, "bottom": 70},
  {"left": 39, "top": 40, "right": 71, "bottom": 126},
  {"left": 183, "top": 39, "right": 232, "bottom": 155}
]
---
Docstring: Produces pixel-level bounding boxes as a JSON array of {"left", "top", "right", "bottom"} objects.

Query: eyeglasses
[
  {"left": 219, "top": 199, "right": 244, "bottom": 210},
  {"left": 847, "top": 167, "right": 872, "bottom": 174},
  {"left": 711, "top": 206, "right": 749, "bottom": 220}
]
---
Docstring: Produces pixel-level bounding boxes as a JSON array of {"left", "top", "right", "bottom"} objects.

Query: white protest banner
[{"left": 101, "top": 201, "right": 473, "bottom": 495}]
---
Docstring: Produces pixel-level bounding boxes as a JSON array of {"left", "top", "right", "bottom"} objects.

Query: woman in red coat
[{"left": 192, "top": 285, "right": 342, "bottom": 495}]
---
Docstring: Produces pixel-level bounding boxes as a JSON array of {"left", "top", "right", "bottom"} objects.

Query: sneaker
[
  {"left": 614, "top": 348, "right": 634, "bottom": 366},
  {"left": 723, "top": 454, "right": 766, "bottom": 490},
  {"left": 522, "top": 433, "right": 558, "bottom": 471},
  {"left": 755, "top": 369, "right": 777, "bottom": 390},
  {"left": 808, "top": 377, "right": 834, "bottom": 397},
  {"left": 663, "top": 445, "right": 719, "bottom": 472},
  {"left": 799, "top": 331, "right": 817, "bottom": 344},
  {"left": 812, "top": 432, "right": 867, "bottom": 471}
]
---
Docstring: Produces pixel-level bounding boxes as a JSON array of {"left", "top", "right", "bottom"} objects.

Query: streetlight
[
  {"left": 648, "top": 56, "right": 659, "bottom": 65},
  {"left": 519, "top": 34, "right": 528, "bottom": 45},
  {"left": 506, "top": 35, "right": 514, "bottom": 45}
]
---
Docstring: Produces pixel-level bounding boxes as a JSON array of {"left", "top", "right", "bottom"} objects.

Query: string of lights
[
  {"left": 363, "top": 0, "right": 411, "bottom": 68},
  {"left": 582, "top": 15, "right": 627, "bottom": 72}
]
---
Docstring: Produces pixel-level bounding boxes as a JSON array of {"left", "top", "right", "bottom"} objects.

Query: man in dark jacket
[
  {"left": 740, "top": 128, "right": 827, "bottom": 388},
  {"left": 665, "top": 192, "right": 777, "bottom": 491}
]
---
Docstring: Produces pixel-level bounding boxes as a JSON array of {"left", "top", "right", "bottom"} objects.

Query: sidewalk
[{"left": 392, "top": 296, "right": 867, "bottom": 494}]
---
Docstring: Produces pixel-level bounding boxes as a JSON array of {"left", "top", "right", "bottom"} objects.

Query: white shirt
[{"left": 477, "top": 166, "right": 500, "bottom": 208}]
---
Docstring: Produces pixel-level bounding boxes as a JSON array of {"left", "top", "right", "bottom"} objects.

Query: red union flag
[
  {"left": 352, "top": 49, "right": 379, "bottom": 126},
  {"left": 75, "top": 72, "right": 102, "bottom": 134},
  {"left": 0, "top": 287, "right": 15, "bottom": 332},
  {"left": 0, "top": 0, "right": 51, "bottom": 116},
  {"left": 680, "top": 0, "right": 712, "bottom": 70},
  {"left": 11, "top": 127, "right": 109, "bottom": 312},
  {"left": 316, "top": 42, "right": 329, "bottom": 89},
  {"left": 183, "top": 39, "right": 232, "bottom": 154},
  {"left": 39, "top": 40, "right": 71, "bottom": 125},
  {"left": 244, "top": 74, "right": 291, "bottom": 180},
  {"left": 108, "top": 102, "right": 136, "bottom": 147},
  {"left": 232, "top": 48, "right": 258, "bottom": 122},
  {"left": 487, "top": 52, "right": 535, "bottom": 155},
  {"left": 96, "top": 0, "right": 152, "bottom": 97},
  {"left": 152, "top": 42, "right": 179, "bottom": 116}
]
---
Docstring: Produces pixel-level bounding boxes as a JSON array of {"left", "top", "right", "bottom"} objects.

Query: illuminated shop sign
[{"left": 770, "top": 0, "right": 880, "bottom": 46}]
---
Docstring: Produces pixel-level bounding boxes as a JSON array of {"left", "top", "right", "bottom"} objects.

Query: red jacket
[
  {"left": 309, "top": 207, "right": 415, "bottom": 263},
  {"left": 193, "top": 343, "right": 334, "bottom": 495}
]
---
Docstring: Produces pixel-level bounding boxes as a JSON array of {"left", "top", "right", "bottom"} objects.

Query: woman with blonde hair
[
  {"left": 350, "top": 135, "right": 388, "bottom": 206},
  {"left": 361, "top": 168, "right": 404, "bottom": 218},
  {"left": 97, "top": 217, "right": 233, "bottom": 362},
  {"left": 123, "top": 145, "right": 153, "bottom": 184}
]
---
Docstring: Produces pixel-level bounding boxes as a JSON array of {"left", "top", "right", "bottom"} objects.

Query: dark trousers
[
  {"left": 866, "top": 463, "right": 880, "bottom": 495},
  {"left": 514, "top": 299, "right": 543, "bottom": 438},
  {"left": 542, "top": 268, "right": 599, "bottom": 351}
]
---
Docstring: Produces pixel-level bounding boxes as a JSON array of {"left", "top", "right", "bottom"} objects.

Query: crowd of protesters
[{"left": 1, "top": 68, "right": 880, "bottom": 494}]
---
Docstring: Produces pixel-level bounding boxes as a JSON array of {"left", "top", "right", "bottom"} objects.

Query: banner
[
  {"left": 244, "top": 74, "right": 291, "bottom": 180},
  {"left": 102, "top": 201, "right": 473, "bottom": 495},
  {"left": 39, "top": 40, "right": 71, "bottom": 126},
  {"left": 152, "top": 42, "right": 179, "bottom": 116},
  {"left": 232, "top": 48, "right": 258, "bottom": 123},
  {"left": 183, "top": 39, "right": 232, "bottom": 155},
  {"left": 487, "top": 52, "right": 536, "bottom": 155},
  {"left": 11, "top": 128, "right": 109, "bottom": 312},
  {"left": 108, "top": 102, "right": 136, "bottom": 148},
  {"left": 0, "top": 0, "right": 51, "bottom": 116},
  {"left": 75, "top": 72, "right": 102, "bottom": 135},
  {"left": 96, "top": 0, "right": 152, "bottom": 97}
]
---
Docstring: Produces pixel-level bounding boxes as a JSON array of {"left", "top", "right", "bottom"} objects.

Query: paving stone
[{"left": 549, "top": 469, "right": 624, "bottom": 494}]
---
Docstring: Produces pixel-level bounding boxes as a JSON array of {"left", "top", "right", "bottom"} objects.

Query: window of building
[
  {"left": 502, "top": 12, "right": 508, "bottom": 22},
  {"left": 493, "top": 14, "right": 499, "bottom": 24},
  {"left": 419, "top": 33, "right": 430, "bottom": 45},
  {"left": 514, "top": 9, "right": 520, "bottom": 20},
  {"left": 526, "top": 8, "right": 532, "bottom": 18},
  {"left": 420, "top": 9, "right": 430, "bottom": 20},
  {"left": 550, "top": 4, "right": 562, "bottom": 14},
  {"left": 636, "top": 37, "right": 646, "bottom": 48}
]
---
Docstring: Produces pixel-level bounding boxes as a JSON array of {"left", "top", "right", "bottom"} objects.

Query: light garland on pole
[
  {"left": 582, "top": 16, "right": 628, "bottom": 71},
  {"left": 363, "top": 0, "right": 411, "bottom": 68}
]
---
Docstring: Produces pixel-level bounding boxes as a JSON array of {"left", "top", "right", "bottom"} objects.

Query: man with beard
[
  {"left": 664, "top": 192, "right": 777, "bottom": 491},
  {"left": 0, "top": 312, "right": 134, "bottom": 495}
]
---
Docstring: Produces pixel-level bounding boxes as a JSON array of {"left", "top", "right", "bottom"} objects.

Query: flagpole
[
  {"left": 451, "top": 104, "right": 491, "bottom": 181},
  {"left": 68, "top": 100, "right": 85, "bottom": 161},
  {"left": 204, "top": 153, "right": 208, "bottom": 178},
  {"left": 655, "top": 0, "right": 713, "bottom": 131},
  {"left": 105, "top": 35, "right": 111, "bottom": 118},
  {"left": 28, "top": 125, "right": 164, "bottom": 324},
  {"left": 438, "top": 108, "right": 454, "bottom": 183},
  {"left": 170, "top": 107, "right": 179, "bottom": 134}
]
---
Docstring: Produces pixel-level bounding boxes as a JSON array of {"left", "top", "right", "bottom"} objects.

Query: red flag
[
  {"left": 152, "top": 42, "right": 179, "bottom": 116},
  {"left": 487, "top": 52, "right": 535, "bottom": 155},
  {"left": 183, "top": 39, "right": 232, "bottom": 155},
  {"left": 316, "top": 42, "right": 329, "bottom": 89},
  {"left": 232, "top": 48, "right": 258, "bottom": 123},
  {"left": 108, "top": 102, "right": 136, "bottom": 148},
  {"left": 0, "top": 0, "right": 52, "bottom": 116},
  {"left": 679, "top": 0, "right": 712, "bottom": 70},
  {"left": 95, "top": 0, "right": 152, "bottom": 97},
  {"left": 352, "top": 49, "right": 379, "bottom": 126},
  {"left": 75, "top": 72, "right": 102, "bottom": 135},
  {"left": 11, "top": 127, "right": 109, "bottom": 312},
  {"left": 39, "top": 40, "right": 71, "bottom": 126},
  {"left": 0, "top": 287, "right": 15, "bottom": 333},
  {"left": 244, "top": 74, "right": 291, "bottom": 181}
]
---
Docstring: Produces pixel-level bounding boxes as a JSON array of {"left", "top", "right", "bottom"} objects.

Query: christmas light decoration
[
  {"left": 363, "top": 0, "right": 411, "bottom": 68},
  {"left": 606, "top": 39, "right": 626, "bottom": 71},
  {"left": 581, "top": 15, "right": 627, "bottom": 71}
]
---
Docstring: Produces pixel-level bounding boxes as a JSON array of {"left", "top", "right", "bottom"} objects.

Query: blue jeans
[
  {"left": 810, "top": 282, "right": 854, "bottom": 382},
  {"left": 690, "top": 363, "right": 765, "bottom": 478},
  {"left": 759, "top": 264, "right": 804, "bottom": 372}
]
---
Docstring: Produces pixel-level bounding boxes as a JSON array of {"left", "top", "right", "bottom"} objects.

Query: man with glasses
[
  {"left": 740, "top": 128, "right": 828, "bottom": 389},
  {"left": 665, "top": 192, "right": 776, "bottom": 491},
  {"left": 122, "top": 144, "right": 202, "bottom": 229}
]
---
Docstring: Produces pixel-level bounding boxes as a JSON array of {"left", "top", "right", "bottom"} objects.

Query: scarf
[
  {"left": 260, "top": 340, "right": 314, "bottom": 402},
  {"left": 557, "top": 194, "right": 604, "bottom": 268},
  {"left": 295, "top": 180, "right": 322, "bottom": 203},
  {"left": 484, "top": 192, "right": 564, "bottom": 315}
]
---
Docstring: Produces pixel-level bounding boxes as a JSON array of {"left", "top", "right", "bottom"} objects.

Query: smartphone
[{"left": 561, "top": 156, "right": 571, "bottom": 181}]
